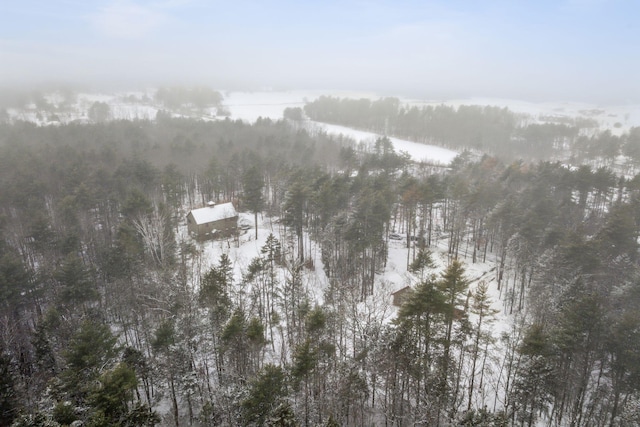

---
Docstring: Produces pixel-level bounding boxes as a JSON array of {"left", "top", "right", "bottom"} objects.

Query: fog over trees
[
  {"left": 0, "top": 86, "right": 639, "bottom": 426},
  {"left": 3, "top": 1, "right": 640, "bottom": 103},
  {"left": 2, "top": 0, "right": 639, "bottom": 424}
]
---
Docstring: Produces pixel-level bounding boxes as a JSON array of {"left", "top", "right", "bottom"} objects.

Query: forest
[{"left": 1, "top": 106, "right": 640, "bottom": 427}]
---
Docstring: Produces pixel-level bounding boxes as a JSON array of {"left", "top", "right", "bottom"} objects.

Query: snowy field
[
  {"left": 222, "top": 90, "right": 639, "bottom": 163},
  {"left": 311, "top": 122, "right": 459, "bottom": 164},
  {"left": 6, "top": 88, "right": 639, "bottom": 163},
  {"left": 404, "top": 96, "right": 640, "bottom": 135},
  {"left": 224, "top": 90, "right": 640, "bottom": 133},
  {"left": 222, "top": 90, "right": 375, "bottom": 123},
  {"left": 223, "top": 91, "right": 460, "bottom": 164},
  {"left": 8, "top": 89, "right": 640, "bottom": 135}
]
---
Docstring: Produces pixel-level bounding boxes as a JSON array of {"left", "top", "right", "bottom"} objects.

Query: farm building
[
  {"left": 187, "top": 201, "right": 238, "bottom": 240},
  {"left": 391, "top": 286, "right": 412, "bottom": 307}
]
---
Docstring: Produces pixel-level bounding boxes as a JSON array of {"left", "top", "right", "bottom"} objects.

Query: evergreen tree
[
  {"left": 89, "top": 363, "right": 138, "bottom": 424},
  {"left": 409, "top": 248, "right": 435, "bottom": 280},
  {"left": 55, "top": 254, "right": 97, "bottom": 309},
  {"left": 242, "top": 364, "right": 288, "bottom": 426},
  {"left": 61, "top": 319, "right": 118, "bottom": 409},
  {"left": 0, "top": 352, "right": 17, "bottom": 427},
  {"left": 151, "top": 320, "right": 185, "bottom": 427},
  {"left": 243, "top": 164, "right": 265, "bottom": 239},
  {"left": 266, "top": 402, "right": 297, "bottom": 427},
  {"left": 510, "top": 324, "right": 553, "bottom": 427},
  {"left": 0, "top": 249, "right": 32, "bottom": 315},
  {"left": 396, "top": 276, "right": 448, "bottom": 422},
  {"left": 283, "top": 180, "right": 309, "bottom": 263},
  {"left": 467, "top": 281, "right": 499, "bottom": 412},
  {"left": 607, "top": 311, "right": 640, "bottom": 426},
  {"left": 438, "top": 260, "right": 470, "bottom": 371}
]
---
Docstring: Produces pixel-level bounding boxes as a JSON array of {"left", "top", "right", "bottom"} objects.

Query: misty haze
[
  {"left": 1, "top": 1, "right": 640, "bottom": 427},
  {"left": 2, "top": 1, "right": 639, "bottom": 102}
]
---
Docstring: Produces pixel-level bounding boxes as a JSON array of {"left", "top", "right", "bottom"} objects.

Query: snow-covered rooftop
[{"left": 189, "top": 202, "right": 237, "bottom": 224}]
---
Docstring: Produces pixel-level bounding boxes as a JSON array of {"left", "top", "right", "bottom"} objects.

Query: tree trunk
[
  {"left": 254, "top": 210, "right": 259, "bottom": 239},
  {"left": 170, "top": 374, "right": 180, "bottom": 427}
]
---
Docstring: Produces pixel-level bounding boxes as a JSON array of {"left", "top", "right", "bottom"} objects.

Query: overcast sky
[{"left": 1, "top": 0, "right": 638, "bottom": 103}]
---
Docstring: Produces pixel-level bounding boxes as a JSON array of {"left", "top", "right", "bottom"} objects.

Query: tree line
[{"left": 302, "top": 96, "right": 640, "bottom": 167}]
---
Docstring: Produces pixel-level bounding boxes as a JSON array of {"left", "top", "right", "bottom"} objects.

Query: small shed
[
  {"left": 187, "top": 202, "right": 238, "bottom": 240},
  {"left": 391, "top": 286, "right": 412, "bottom": 307}
]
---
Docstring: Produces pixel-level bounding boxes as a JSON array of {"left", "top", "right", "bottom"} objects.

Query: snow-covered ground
[
  {"left": 224, "top": 90, "right": 640, "bottom": 132},
  {"left": 405, "top": 96, "right": 640, "bottom": 136},
  {"left": 311, "top": 122, "right": 459, "bottom": 164},
  {"left": 6, "top": 88, "right": 638, "bottom": 163},
  {"left": 6, "top": 90, "right": 160, "bottom": 124},
  {"left": 180, "top": 201, "right": 514, "bottom": 419},
  {"left": 181, "top": 212, "right": 330, "bottom": 311},
  {"left": 222, "top": 90, "right": 375, "bottom": 123},
  {"left": 223, "top": 91, "right": 460, "bottom": 164},
  {"left": 8, "top": 89, "right": 639, "bottom": 134},
  {"left": 222, "top": 90, "right": 638, "bottom": 162},
  {"left": 186, "top": 205, "right": 511, "bottom": 363}
]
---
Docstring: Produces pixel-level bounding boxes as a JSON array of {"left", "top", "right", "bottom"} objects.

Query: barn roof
[
  {"left": 391, "top": 286, "right": 411, "bottom": 295},
  {"left": 189, "top": 202, "right": 237, "bottom": 225}
]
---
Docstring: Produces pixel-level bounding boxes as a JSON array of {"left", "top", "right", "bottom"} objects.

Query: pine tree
[
  {"left": 467, "top": 281, "right": 499, "bottom": 412},
  {"left": 151, "top": 320, "right": 184, "bottom": 427},
  {"left": 437, "top": 259, "right": 470, "bottom": 420},
  {"left": 260, "top": 233, "right": 282, "bottom": 339},
  {"left": 221, "top": 309, "right": 250, "bottom": 378},
  {"left": 0, "top": 352, "right": 18, "bottom": 426},
  {"left": 396, "top": 276, "right": 447, "bottom": 422},
  {"left": 510, "top": 324, "right": 553, "bottom": 427},
  {"left": 199, "top": 261, "right": 232, "bottom": 325},
  {"left": 61, "top": 320, "right": 118, "bottom": 409},
  {"left": 439, "top": 260, "right": 470, "bottom": 365},
  {"left": 266, "top": 402, "right": 297, "bottom": 427},
  {"left": 291, "top": 340, "right": 316, "bottom": 426},
  {"left": 89, "top": 363, "right": 138, "bottom": 424},
  {"left": 607, "top": 312, "right": 640, "bottom": 426},
  {"left": 409, "top": 248, "right": 435, "bottom": 280},
  {"left": 283, "top": 180, "right": 309, "bottom": 263},
  {"left": 55, "top": 254, "right": 98, "bottom": 309},
  {"left": 0, "top": 250, "right": 32, "bottom": 315},
  {"left": 242, "top": 364, "right": 288, "bottom": 425},
  {"left": 243, "top": 164, "right": 265, "bottom": 239}
]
